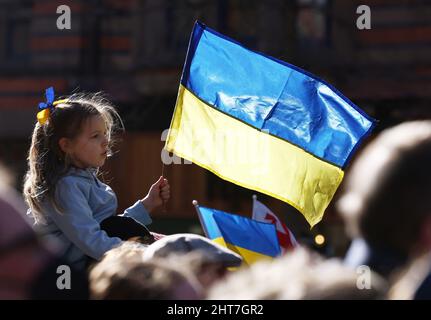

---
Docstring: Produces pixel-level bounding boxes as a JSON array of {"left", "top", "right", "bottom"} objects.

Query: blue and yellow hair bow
[{"left": 37, "top": 87, "right": 68, "bottom": 125}]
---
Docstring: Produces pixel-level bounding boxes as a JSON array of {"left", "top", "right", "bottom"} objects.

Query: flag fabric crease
[{"left": 166, "top": 21, "right": 376, "bottom": 226}]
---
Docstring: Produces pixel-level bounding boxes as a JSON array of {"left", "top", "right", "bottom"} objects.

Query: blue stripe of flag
[
  {"left": 181, "top": 21, "right": 376, "bottom": 168},
  {"left": 198, "top": 206, "right": 281, "bottom": 257}
]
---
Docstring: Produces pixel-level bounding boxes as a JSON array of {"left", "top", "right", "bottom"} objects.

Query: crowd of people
[{"left": 1, "top": 89, "right": 431, "bottom": 299}]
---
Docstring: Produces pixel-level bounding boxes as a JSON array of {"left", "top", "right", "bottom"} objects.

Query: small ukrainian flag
[
  {"left": 166, "top": 21, "right": 376, "bottom": 227},
  {"left": 196, "top": 204, "right": 281, "bottom": 266}
]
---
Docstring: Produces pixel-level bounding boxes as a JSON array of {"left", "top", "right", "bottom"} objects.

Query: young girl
[{"left": 24, "top": 87, "right": 170, "bottom": 270}]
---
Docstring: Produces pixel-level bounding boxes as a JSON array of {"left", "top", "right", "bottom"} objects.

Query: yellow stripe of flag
[
  {"left": 166, "top": 85, "right": 344, "bottom": 227},
  {"left": 212, "top": 237, "right": 274, "bottom": 266}
]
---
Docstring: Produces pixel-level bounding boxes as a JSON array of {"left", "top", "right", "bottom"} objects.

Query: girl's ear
[{"left": 58, "top": 137, "right": 71, "bottom": 154}]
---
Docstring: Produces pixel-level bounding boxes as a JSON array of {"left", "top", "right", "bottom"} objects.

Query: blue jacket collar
[{"left": 66, "top": 166, "right": 99, "bottom": 180}]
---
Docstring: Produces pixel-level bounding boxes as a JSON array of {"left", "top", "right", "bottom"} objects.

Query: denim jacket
[{"left": 31, "top": 167, "right": 152, "bottom": 269}]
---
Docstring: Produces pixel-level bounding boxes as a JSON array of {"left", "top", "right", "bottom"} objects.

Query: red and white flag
[{"left": 252, "top": 196, "right": 297, "bottom": 253}]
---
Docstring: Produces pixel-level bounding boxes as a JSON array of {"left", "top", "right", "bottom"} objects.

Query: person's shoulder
[
  {"left": 59, "top": 167, "right": 94, "bottom": 183},
  {"left": 57, "top": 168, "right": 94, "bottom": 193}
]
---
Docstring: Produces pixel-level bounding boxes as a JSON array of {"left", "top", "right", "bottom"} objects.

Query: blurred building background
[{"left": 0, "top": 0, "right": 430, "bottom": 256}]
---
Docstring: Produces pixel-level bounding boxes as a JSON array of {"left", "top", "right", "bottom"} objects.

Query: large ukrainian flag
[
  {"left": 197, "top": 205, "right": 281, "bottom": 265},
  {"left": 166, "top": 21, "right": 376, "bottom": 227}
]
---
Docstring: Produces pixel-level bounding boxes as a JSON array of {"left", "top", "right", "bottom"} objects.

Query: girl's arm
[
  {"left": 47, "top": 178, "right": 123, "bottom": 260},
  {"left": 121, "top": 176, "right": 170, "bottom": 225},
  {"left": 121, "top": 200, "right": 152, "bottom": 225}
]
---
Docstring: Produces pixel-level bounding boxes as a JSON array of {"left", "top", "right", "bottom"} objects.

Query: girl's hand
[{"left": 141, "top": 176, "right": 170, "bottom": 213}]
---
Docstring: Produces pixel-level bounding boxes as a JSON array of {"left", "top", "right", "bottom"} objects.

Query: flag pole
[
  {"left": 192, "top": 200, "right": 200, "bottom": 214},
  {"left": 160, "top": 150, "right": 167, "bottom": 213},
  {"left": 193, "top": 200, "right": 209, "bottom": 238},
  {"left": 252, "top": 194, "right": 257, "bottom": 219}
]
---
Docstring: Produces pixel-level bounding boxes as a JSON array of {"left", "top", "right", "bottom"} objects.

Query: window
[
  {"left": 0, "top": 2, "right": 31, "bottom": 70},
  {"left": 296, "top": 0, "right": 330, "bottom": 48}
]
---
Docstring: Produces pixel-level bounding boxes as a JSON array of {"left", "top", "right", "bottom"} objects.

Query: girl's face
[{"left": 60, "top": 115, "right": 109, "bottom": 169}]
